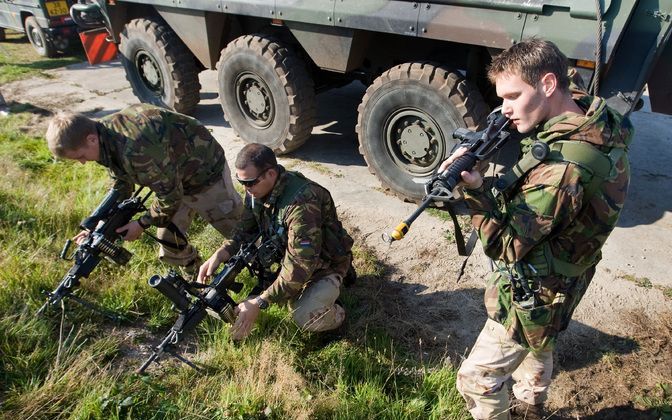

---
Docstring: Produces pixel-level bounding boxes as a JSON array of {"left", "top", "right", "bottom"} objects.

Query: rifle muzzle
[
  {"left": 148, "top": 274, "right": 190, "bottom": 312},
  {"left": 382, "top": 221, "right": 409, "bottom": 244}
]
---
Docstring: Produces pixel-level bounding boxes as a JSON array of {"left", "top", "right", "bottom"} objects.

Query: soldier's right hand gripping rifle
[
  {"left": 37, "top": 187, "right": 151, "bottom": 318},
  {"left": 383, "top": 108, "right": 512, "bottom": 254},
  {"left": 137, "top": 233, "right": 282, "bottom": 374}
]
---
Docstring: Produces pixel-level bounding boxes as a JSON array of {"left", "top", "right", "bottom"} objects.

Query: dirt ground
[{"left": 2, "top": 61, "right": 671, "bottom": 418}]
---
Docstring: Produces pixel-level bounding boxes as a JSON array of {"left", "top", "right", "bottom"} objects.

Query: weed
[
  {"left": 635, "top": 382, "right": 672, "bottom": 419},
  {"left": 621, "top": 274, "right": 653, "bottom": 289}
]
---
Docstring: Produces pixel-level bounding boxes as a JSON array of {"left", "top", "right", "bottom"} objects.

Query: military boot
[
  {"left": 343, "top": 263, "right": 357, "bottom": 287},
  {"left": 509, "top": 400, "right": 547, "bottom": 420}
]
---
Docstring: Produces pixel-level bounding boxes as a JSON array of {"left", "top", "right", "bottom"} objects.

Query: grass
[
  {"left": 0, "top": 29, "right": 85, "bottom": 84},
  {"left": 426, "top": 207, "right": 472, "bottom": 243},
  {"left": 0, "top": 106, "right": 468, "bottom": 419},
  {"left": 620, "top": 274, "right": 672, "bottom": 300},
  {"left": 635, "top": 383, "right": 672, "bottom": 420}
]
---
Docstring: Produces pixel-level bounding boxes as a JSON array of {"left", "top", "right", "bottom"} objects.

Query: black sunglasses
[{"left": 236, "top": 167, "right": 272, "bottom": 187}]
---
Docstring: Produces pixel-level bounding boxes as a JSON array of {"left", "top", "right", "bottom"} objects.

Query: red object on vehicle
[{"left": 79, "top": 28, "right": 117, "bottom": 65}]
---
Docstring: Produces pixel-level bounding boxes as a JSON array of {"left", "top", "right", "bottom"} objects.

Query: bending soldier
[
  {"left": 441, "top": 39, "right": 633, "bottom": 419},
  {"left": 199, "top": 143, "right": 354, "bottom": 340},
  {"left": 46, "top": 104, "right": 243, "bottom": 277}
]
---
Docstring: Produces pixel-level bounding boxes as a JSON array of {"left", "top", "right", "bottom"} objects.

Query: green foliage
[
  {"left": 635, "top": 382, "right": 672, "bottom": 420},
  {"left": 0, "top": 107, "right": 467, "bottom": 418}
]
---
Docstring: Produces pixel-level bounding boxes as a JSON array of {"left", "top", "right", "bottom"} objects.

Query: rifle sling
[
  {"left": 445, "top": 203, "right": 469, "bottom": 256},
  {"left": 143, "top": 222, "right": 189, "bottom": 251}
]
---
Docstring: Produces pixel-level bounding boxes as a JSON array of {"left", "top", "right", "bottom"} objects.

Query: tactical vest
[
  {"left": 269, "top": 171, "right": 312, "bottom": 241},
  {"left": 266, "top": 171, "right": 352, "bottom": 260},
  {"left": 493, "top": 137, "right": 627, "bottom": 279}
]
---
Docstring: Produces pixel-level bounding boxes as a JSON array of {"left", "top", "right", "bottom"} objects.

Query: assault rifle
[
  {"left": 383, "top": 108, "right": 512, "bottom": 253},
  {"left": 137, "top": 233, "right": 281, "bottom": 374},
  {"left": 37, "top": 187, "right": 150, "bottom": 318}
]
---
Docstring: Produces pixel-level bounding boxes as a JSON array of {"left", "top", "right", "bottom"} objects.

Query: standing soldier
[
  {"left": 441, "top": 39, "right": 633, "bottom": 419},
  {"left": 46, "top": 104, "right": 243, "bottom": 277},
  {"left": 198, "top": 143, "right": 355, "bottom": 340}
]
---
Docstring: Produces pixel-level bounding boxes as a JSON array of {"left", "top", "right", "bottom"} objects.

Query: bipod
[{"left": 39, "top": 290, "right": 122, "bottom": 322}]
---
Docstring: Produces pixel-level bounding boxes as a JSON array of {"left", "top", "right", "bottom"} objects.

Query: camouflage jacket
[
  {"left": 463, "top": 95, "right": 633, "bottom": 351},
  {"left": 97, "top": 104, "right": 226, "bottom": 227},
  {"left": 222, "top": 168, "right": 353, "bottom": 304}
]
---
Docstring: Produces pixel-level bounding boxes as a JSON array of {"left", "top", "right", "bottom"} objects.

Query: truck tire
[
  {"left": 25, "top": 16, "right": 56, "bottom": 58},
  {"left": 119, "top": 18, "right": 200, "bottom": 115},
  {"left": 357, "top": 62, "right": 489, "bottom": 201},
  {"left": 217, "top": 34, "right": 315, "bottom": 154}
]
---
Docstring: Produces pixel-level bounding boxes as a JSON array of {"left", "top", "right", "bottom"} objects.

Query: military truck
[
  {"left": 71, "top": 0, "right": 672, "bottom": 201},
  {"left": 0, "top": 0, "right": 77, "bottom": 57}
]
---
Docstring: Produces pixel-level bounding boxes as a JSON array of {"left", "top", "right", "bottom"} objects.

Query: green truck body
[{"left": 72, "top": 0, "right": 672, "bottom": 200}]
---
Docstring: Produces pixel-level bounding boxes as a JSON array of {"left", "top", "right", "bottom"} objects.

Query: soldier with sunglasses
[{"left": 198, "top": 143, "right": 354, "bottom": 340}]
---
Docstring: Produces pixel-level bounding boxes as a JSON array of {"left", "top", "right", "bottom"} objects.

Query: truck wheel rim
[
  {"left": 235, "top": 72, "right": 275, "bottom": 128},
  {"left": 384, "top": 108, "right": 445, "bottom": 176},
  {"left": 29, "top": 27, "right": 44, "bottom": 49},
  {"left": 135, "top": 50, "right": 163, "bottom": 94}
]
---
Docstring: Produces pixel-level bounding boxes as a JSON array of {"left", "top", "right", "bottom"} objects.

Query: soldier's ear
[
  {"left": 85, "top": 132, "right": 98, "bottom": 146},
  {"left": 540, "top": 72, "right": 557, "bottom": 97}
]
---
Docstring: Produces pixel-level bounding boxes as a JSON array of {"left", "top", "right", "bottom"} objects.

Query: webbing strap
[{"left": 494, "top": 140, "right": 623, "bottom": 278}]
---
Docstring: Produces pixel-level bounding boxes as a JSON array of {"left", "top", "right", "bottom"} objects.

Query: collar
[{"left": 261, "top": 165, "right": 287, "bottom": 209}]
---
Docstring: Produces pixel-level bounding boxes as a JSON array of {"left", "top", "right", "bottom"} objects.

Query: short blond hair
[{"left": 46, "top": 112, "right": 97, "bottom": 157}]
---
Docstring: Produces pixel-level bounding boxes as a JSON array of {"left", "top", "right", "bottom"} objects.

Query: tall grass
[{"left": 0, "top": 107, "right": 468, "bottom": 419}]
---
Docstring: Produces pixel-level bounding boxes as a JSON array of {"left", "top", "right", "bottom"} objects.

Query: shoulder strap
[{"left": 495, "top": 140, "right": 621, "bottom": 202}]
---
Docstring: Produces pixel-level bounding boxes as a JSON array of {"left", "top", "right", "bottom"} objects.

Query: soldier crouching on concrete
[
  {"left": 439, "top": 39, "right": 633, "bottom": 419},
  {"left": 198, "top": 143, "right": 355, "bottom": 340},
  {"left": 45, "top": 104, "right": 243, "bottom": 278}
]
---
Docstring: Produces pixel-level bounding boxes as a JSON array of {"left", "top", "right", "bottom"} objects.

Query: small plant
[
  {"left": 621, "top": 274, "right": 653, "bottom": 289},
  {"left": 635, "top": 382, "right": 672, "bottom": 419}
]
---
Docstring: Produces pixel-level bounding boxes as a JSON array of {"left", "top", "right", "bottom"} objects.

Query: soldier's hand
[
  {"left": 230, "top": 299, "right": 260, "bottom": 340},
  {"left": 438, "top": 147, "right": 483, "bottom": 190},
  {"left": 116, "top": 221, "right": 144, "bottom": 241},
  {"left": 197, "top": 247, "right": 231, "bottom": 283},
  {"left": 73, "top": 230, "right": 90, "bottom": 245}
]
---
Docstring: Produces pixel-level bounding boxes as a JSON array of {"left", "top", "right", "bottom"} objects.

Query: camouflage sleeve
[
  {"left": 122, "top": 144, "right": 183, "bottom": 227},
  {"left": 110, "top": 176, "right": 134, "bottom": 199},
  {"left": 261, "top": 198, "right": 323, "bottom": 304},
  {"left": 222, "top": 196, "right": 259, "bottom": 255},
  {"left": 138, "top": 165, "right": 183, "bottom": 227},
  {"left": 463, "top": 162, "right": 583, "bottom": 265}
]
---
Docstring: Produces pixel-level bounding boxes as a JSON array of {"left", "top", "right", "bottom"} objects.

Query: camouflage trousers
[
  {"left": 289, "top": 273, "right": 345, "bottom": 332},
  {"left": 158, "top": 165, "right": 243, "bottom": 268},
  {"left": 457, "top": 318, "right": 553, "bottom": 420}
]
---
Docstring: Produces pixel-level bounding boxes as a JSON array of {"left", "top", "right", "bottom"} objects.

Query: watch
[{"left": 254, "top": 296, "right": 269, "bottom": 310}]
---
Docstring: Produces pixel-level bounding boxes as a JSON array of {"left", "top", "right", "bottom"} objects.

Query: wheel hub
[
  {"left": 135, "top": 51, "right": 162, "bottom": 93},
  {"left": 30, "top": 28, "right": 44, "bottom": 48},
  {"left": 235, "top": 72, "right": 274, "bottom": 128},
  {"left": 385, "top": 108, "right": 444, "bottom": 176},
  {"left": 245, "top": 84, "right": 267, "bottom": 116},
  {"left": 398, "top": 124, "right": 431, "bottom": 160}
]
